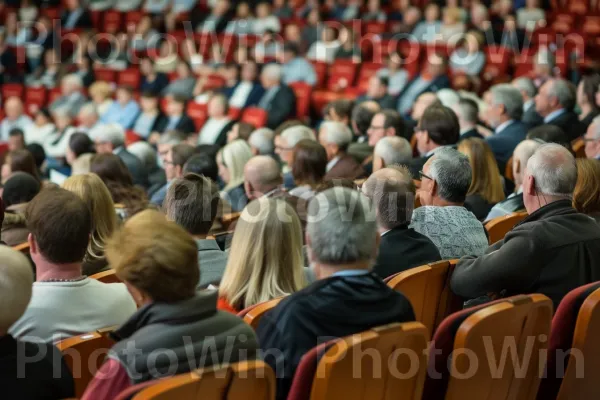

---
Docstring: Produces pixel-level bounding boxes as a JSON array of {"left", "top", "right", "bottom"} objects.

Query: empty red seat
[
  {"left": 356, "top": 62, "right": 382, "bottom": 92},
  {"left": 311, "top": 90, "right": 344, "bottom": 116},
  {"left": 1, "top": 83, "right": 24, "bottom": 99},
  {"left": 326, "top": 59, "right": 358, "bottom": 91},
  {"left": 103, "top": 10, "right": 122, "bottom": 33},
  {"left": 124, "top": 10, "right": 145, "bottom": 29},
  {"left": 94, "top": 68, "right": 117, "bottom": 83},
  {"left": 310, "top": 61, "right": 328, "bottom": 89},
  {"left": 117, "top": 68, "right": 141, "bottom": 89},
  {"left": 125, "top": 130, "right": 142, "bottom": 146},
  {"left": 363, "top": 21, "right": 386, "bottom": 35},
  {"left": 228, "top": 107, "right": 242, "bottom": 120},
  {"left": 187, "top": 102, "right": 209, "bottom": 130},
  {"left": 289, "top": 81, "right": 312, "bottom": 120},
  {"left": 24, "top": 87, "right": 48, "bottom": 114},
  {"left": 240, "top": 107, "right": 268, "bottom": 128},
  {"left": 483, "top": 45, "right": 512, "bottom": 80}
]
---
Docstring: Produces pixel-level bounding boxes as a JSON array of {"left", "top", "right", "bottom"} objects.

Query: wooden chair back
[
  {"left": 571, "top": 137, "right": 586, "bottom": 158},
  {"left": 505, "top": 156, "right": 514, "bottom": 181},
  {"left": 484, "top": 211, "right": 528, "bottom": 245},
  {"left": 556, "top": 287, "right": 600, "bottom": 400},
  {"left": 132, "top": 360, "right": 275, "bottom": 400},
  {"left": 12, "top": 242, "right": 30, "bottom": 255},
  {"left": 242, "top": 298, "right": 284, "bottom": 330},
  {"left": 56, "top": 331, "right": 116, "bottom": 398},
  {"left": 221, "top": 212, "right": 241, "bottom": 231},
  {"left": 89, "top": 269, "right": 121, "bottom": 284},
  {"left": 310, "top": 322, "right": 429, "bottom": 400}
]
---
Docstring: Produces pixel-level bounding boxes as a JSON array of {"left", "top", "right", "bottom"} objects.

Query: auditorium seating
[
  {"left": 12, "top": 242, "right": 30, "bottom": 256},
  {"left": 240, "top": 107, "right": 268, "bottom": 128},
  {"left": 240, "top": 297, "right": 284, "bottom": 330},
  {"left": 485, "top": 211, "right": 529, "bottom": 245},
  {"left": 386, "top": 260, "right": 463, "bottom": 337},
  {"left": 90, "top": 269, "right": 121, "bottom": 284},
  {"left": 571, "top": 137, "right": 586, "bottom": 158},
  {"left": 128, "top": 360, "right": 275, "bottom": 400}
]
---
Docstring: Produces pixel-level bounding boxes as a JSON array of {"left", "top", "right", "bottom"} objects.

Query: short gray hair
[
  {"left": 94, "top": 123, "right": 125, "bottom": 147},
  {"left": 513, "top": 77, "right": 537, "bottom": 99},
  {"left": 262, "top": 63, "right": 282, "bottom": 82},
  {"left": 454, "top": 99, "right": 479, "bottom": 124},
  {"left": 0, "top": 246, "right": 33, "bottom": 332},
  {"left": 547, "top": 78, "right": 576, "bottom": 111},
  {"left": 307, "top": 188, "right": 377, "bottom": 265},
  {"left": 429, "top": 147, "right": 472, "bottom": 203},
  {"left": 128, "top": 141, "right": 157, "bottom": 170},
  {"left": 374, "top": 136, "right": 412, "bottom": 166},
  {"left": 491, "top": 83, "right": 524, "bottom": 120},
  {"left": 158, "top": 131, "right": 185, "bottom": 146},
  {"left": 320, "top": 121, "right": 353, "bottom": 149},
  {"left": 248, "top": 127, "right": 274, "bottom": 154},
  {"left": 527, "top": 143, "right": 577, "bottom": 197},
  {"left": 513, "top": 139, "right": 542, "bottom": 171},
  {"left": 281, "top": 125, "right": 316, "bottom": 147}
]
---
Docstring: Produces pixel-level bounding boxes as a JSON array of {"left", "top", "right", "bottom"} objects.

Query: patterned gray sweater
[{"left": 410, "top": 206, "right": 488, "bottom": 259}]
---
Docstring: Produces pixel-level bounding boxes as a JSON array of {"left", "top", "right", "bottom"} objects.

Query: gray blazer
[{"left": 196, "top": 239, "right": 229, "bottom": 288}]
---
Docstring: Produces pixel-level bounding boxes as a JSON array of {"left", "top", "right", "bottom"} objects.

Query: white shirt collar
[
  {"left": 495, "top": 119, "right": 515, "bottom": 134},
  {"left": 326, "top": 156, "right": 341, "bottom": 172},
  {"left": 543, "top": 108, "right": 566, "bottom": 123},
  {"left": 523, "top": 99, "right": 534, "bottom": 111}
]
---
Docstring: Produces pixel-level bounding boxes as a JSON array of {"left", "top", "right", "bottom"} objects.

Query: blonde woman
[
  {"left": 458, "top": 138, "right": 506, "bottom": 220},
  {"left": 63, "top": 173, "right": 118, "bottom": 276},
  {"left": 218, "top": 199, "right": 306, "bottom": 313},
  {"left": 218, "top": 139, "right": 253, "bottom": 212}
]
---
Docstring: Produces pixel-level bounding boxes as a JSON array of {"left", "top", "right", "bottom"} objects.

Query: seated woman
[
  {"left": 66, "top": 132, "right": 95, "bottom": 175},
  {"left": 1, "top": 149, "right": 41, "bottom": 184},
  {"left": 88, "top": 81, "right": 114, "bottom": 118},
  {"left": 81, "top": 210, "right": 258, "bottom": 399},
  {"left": 63, "top": 174, "right": 118, "bottom": 276},
  {"left": 458, "top": 138, "right": 505, "bottom": 220},
  {"left": 577, "top": 74, "right": 600, "bottom": 131},
  {"left": 449, "top": 30, "right": 486, "bottom": 77},
  {"left": 161, "top": 61, "right": 196, "bottom": 100},
  {"left": 218, "top": 199, "right": 306, "bottom": 313},
  {"left": 90, "top": 154, "right": 148, "bottom": 219},
  {"left": 1, "top": 172, "right": 41, "bottom": 246},
  {"left": 573, "top": 158, "right": 600, "bottom": 223},
  {"left": 289, "top": 139, "right": 328, "bottom": 199},
  {"left": 218, "top": 140, "right": 253, "bottom": 212},
  {"left": 25, "top": 108, "right": 56, "bottom": 146}
]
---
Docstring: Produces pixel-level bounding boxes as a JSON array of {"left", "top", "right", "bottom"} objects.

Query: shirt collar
[
  {"left": 523, "top": 99, "right": 534, "bottom": 111},
  {"left": 112, "top": 146, "right": 123, "bottom": 155},
  {"left": 332, "top": 270, "right": 370, "bottom": 277},
  {"left": 495, "top": 119, "right": 515, "bottom": 134},
  {"left": 326, "top": 155, "right": 341, "bottom": 172},
  {"left": 544, "top": 108, "right": 566, "bottom": 123}
]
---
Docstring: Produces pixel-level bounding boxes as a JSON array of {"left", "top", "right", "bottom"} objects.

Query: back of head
[
  {"left": 106, "top": 210, "right": 199, "bottom": 303},
  {"left": 165, "top": 173, "right": 220, "bottom": 236},
  {"left": 526, "top": 124, "right": 570, "bottom": 149},
  {"left": 420, "top": 104, "right": 460, "bottom": 146},
  {"left": 513, "top": 77, "right": 537, "bottom": 99},
  {"left": 127, "top": 141, "right": 157, "bottom": 171},
  {"left": 248, "top": 127, "right": 275, "bottom": 155},
  {"left": 26, "top": 187, "right": 92, "bottom": 264},
  {"left": 320, "top": 121, "right": 353, "bottom": 152},
  {"left": 514, "top": 139, "right": 543, "bottom": 170},
  {"left": 307, "top": 187, "right": 377, "bottom": 265},
  {"left": 436, "top": 89, "right": 460, "bottom": 108},
  {"left": 380, "top": 109, "right": 405, "bottom": 137},
  {"left": 7, "top": 149, "right": 39, "bottom": 181},
  {"left": 69, "top": 132, "right": 95, "bottom": 158},
  {"left": 292, "top": 139, "right": 328, "bottom": 186},
  {"left": 491, "top": 83, "right": 524, "bottom": 121},
  {"left": 171, "top": 143, "right": 196, "bottom": 168},
  {"left": 573, "top": 159, "right": 600, "bottom": 215},
  {"left": 527, "top": 143, "right": 577, "bottom": 197},
  {"left": 455, "top": 98, "right": 479, "bottom": 125},
  {"left": 3, "top": 172, "right": 41, "bottom": 207},
  {"left": 457, "top": 138, "right": 504, "bottom": 203},
  {"left": 26, "top": 144, "right": 46, "bottom": 169},
  {"left": 549, "top": 78, "right": 576, "bottom": 111},
  {"left": 374, "top": 136, "right": 412, "bottom": 167},
  {"left": 245, "top": 155, "right": 281, "bottom": 189},
  {"left": 95, "top": 123, "right": 125, "bottom": 147},
  {"left": 220, "top": 198, "right": 304, "bottom": 309},
  {"left": 362, "top": 166, "right": 415, "bottom": 230},
  {"left": 281, "top": 125, "right": 316, "bottom": 147},
  {"left": 0, "top": 246, "right": 33, "bottom": 334},
  {"left": 351, "top": 102, "right": 380, "bottom": 136},
  {"left": 183, "top": 154, "right": 219, "bottom": 182},
  {"left": 429, "top": 147, "right": 472, "bottom": 203},
  {"left": 221, "top": 140, "right": 253, "bottom": 189}
]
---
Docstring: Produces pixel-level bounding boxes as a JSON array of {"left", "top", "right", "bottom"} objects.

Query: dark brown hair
[
  {"left": 26, "top": 187, "right": 92, "bottom": 264},
  {"left": 291, "top": 139, "right": 328, "bottom": 187},
  {"left": 419, "top": 104, "right": 460, "bottom": 146},
  {"left": 171, "top": 143, "right": 196, "bottom": 167},
  {"left": 5, "top": 149, "right": 40, "bottom": 183},
  {"left": 236, "top": 122, "right": 256, "bottom": 141},
  {"left": 581, "top": 74, "right": 600, "bottom": 110}
]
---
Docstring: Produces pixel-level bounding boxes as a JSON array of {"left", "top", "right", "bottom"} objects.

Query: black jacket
[
  {"left": 546, "top": 110, "right": 584, "bottom": 141},
  {"left": 115, "top": 147, "right": 147, "bottom": 188},
  {"left": 0, "top": 335, "right": 74, "bottom": 399},
  {"left": 465, "top": 194, "right": 496, "bottom": 221},
  {"left": 260, "top": 85, "right": 296, "bottom": 129},
  {"left": 522, "top": 104, "right": 543, "bottom": 128},
  {"left": 458, "top": 128, "right": 484, "bottom": 142},
  {"left": 451, "top": 200, "right": 600, "bottom": 308},
  {"left": 408, "top": 153, "right": 433, "bottom": 179},
  {"left": 373, "top": 224, "right": 442, "bottom": 279},
  {"left": 484, "top": 193, "right": 525, "bottom": 222},
  {"left": 60, "top": 9, "right": 92, "bottom": 30},
  {"left": 156, "top": 114, "right": 197, "bottom": 135},
  {"left": 109, "top": 291, "right": 258, "bottom": 385},
  {"left": 486, "top": 120, "right": 528, "bottom": 173},
  {"left": 257, "top": 273, "right": 415, "bottom": 400}
]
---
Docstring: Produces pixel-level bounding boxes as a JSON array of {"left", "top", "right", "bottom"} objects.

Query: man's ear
[
  {"left": 514, "top": 158, "right": 521, "bottom": 175},
  {"left": 524, "top": 173, "right": 536, "bottom": 196},
  {"left": 429, "top": 178, "right": 438, "bottom": 198}
]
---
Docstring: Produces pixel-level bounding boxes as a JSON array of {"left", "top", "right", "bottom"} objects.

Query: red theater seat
[
  {"left": 187, "top": 102, "right": 209, "bottom": 130},
  {"left": 118, "top": 68, "right": 141, "bottom": 89},
  {"left": 1, "top": 83, "right": 24, "bottom": 100},
  {"left": 289, "top": 81, "right": 313, "bottom": 120},
  {"left": 241, "top": 107, "right": 268, "bottom": 128}
]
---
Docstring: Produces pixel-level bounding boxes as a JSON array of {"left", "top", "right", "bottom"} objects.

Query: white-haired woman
[
  {"left": 218, "top": 198, "right": 306, "bottom": 313},
  {"left": 218, "top": 139, "right": 253, "bottom": 211}
]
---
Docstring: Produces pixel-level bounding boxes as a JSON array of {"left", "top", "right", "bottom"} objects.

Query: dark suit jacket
[
  {"left": 141, "top": 73, "right": 170, "bottom": 95},
  {"left": 373, "top": 224, "right": 442, "bottom": 280},
  {"left": 465, "top": 194, "right": 495, "bottom": 221},
  {"left": 224, "top": 183, "right": 248, "bottom": 212},
  {"left": 257, "top": 273, "right": 415, "bottom": 400},
  {"left": 546, "top": 110, "right": 584, "bottom": 141},
  {"left": 156, "top": 114, "right": 197, "bottom": 135},
  {"left": 262, "top": 85, "right": 296, "bottom": 129},
  {"left": 458, "top": 128, "right": 484, "bottom": 142},
  {"left": 116, "top": 148, "right": 147, "bottom": 187},
  {"left": 522, "top": 104, "right": 543, "bottom": 128},
  {"left": 580, "top": 110, "right": 600, "bottom": 133},
  {"left": 486, "top": 120, "right": 527, "bottom": 173},
  {"left": 408, "top": 153, "right": 433, "bottom": 179},
  {"left": 397, "top": 74, "right": 451, "bottom": 114},
  {"left": 358, "top": 94, "right": 397, "bottom": 111},
  {"left": 324, "top": 154, "right": 365, "bottom": 180},
  {"left": 60, "top": 9, "right": 92, "bottom": 30},
  {"left": 224, "top": 82, "right": 265, "bottom": 108}
]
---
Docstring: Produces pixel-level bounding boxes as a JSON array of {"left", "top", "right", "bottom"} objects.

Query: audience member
[
  {"left": 527, "top": 123, "right": 571, "bottom": 149},
  {"left": 412, "top": 3, "right": 442, "bottom": 43},
  {"left": 275, "top": 125, "right": 316, "bottom": 188},
  {"left": 411, "top": 147, "right": 488, "bottom": 258},
  {"left": 409, "top": 104, "right": 460, "bottom": 177},
  {"left": 88, "top": 81, "right": 114, "bottom": 118},
  {"left": 289, "top": 139, "right": 328, "bottom": 198},
  {"left": 363, "top": 167, "right": 441, "bottom": 278},
  {"left": 334, "top": 26, "right": 361, "bottom": 62},
  {"left": 1, "top": 172, "right": 40, "bottom": 246},
  {"left": 82, "top": 210, "right": 258, "bottom": 399},
  {"left": 165, "top": 173, "right": 228, "bottom": 287},
  {"left": 449, "top": 31, "right": 485, "bottom": 76},
  {"left": 459, "top": 138, "right": 506, "bottom": 220},
  {"left": 257, "top": 64, "right": 296, "bottom": 129},
  {"left": 49, "top": 74, "right": 87, "bottom": 118},
  {"left": 183, "top": 150, "right": 220, "bottom": 183},
  {"left": 139, "top": 57, "right": 169, "bottom": 95},
  {"left": 573, "top": 158, "right": 600, "bottom": 223},
  {"left": 248, "top": 127, "right": 275, "bottom": 155},
  {"left": 197, "top": 94, "right": 234, "bottom": 146},
  {"left": 225, "top": 60, "right": 265, "bottom": 108},
  {"left": 319, "top": 121, "right": 364, "bottom": 180},
  {"left": 373, "top": 136, "right": 412, "bottom": 172},
  {"left": 513, "top": 76, "right": 543, "bottom": 127},
  {"left": 66, "top": 132, "right": 95, "bottom": 170},
  {"left": 358, "top": 76, "right": 396, "bottom": 110},
  {"left": 227, "top": 122, "right": 255, "bottom": 144},
  {"left": 218, "top": 140, "right": 253, "bottom": 211},
  {"left": 453, "top": 98, "right": 484, "bottom": 141},
  {"left": 10, "top": 188, "right": 136, "bottom": 342},
  {"left": 162, "top": 95, "right": 197, "bottom": 135},
  {"left": 451, "top": 144, "right": 600, "bottom": 308},
  {"left": 7, "top": 129, "right": 25, "bottom": 152},
  {"left": 585, "top": 117, "right": 600, "bottom": 160},
  {"left": 150, "top": 143, "right": 195, "bottom": 207},
  {"left": 0, "top": 97, "right": 32, "bottom": 141},
  {"left": 61, "top": 0, "right": 92, "bottom": 29},
  {"left": 24, "top": 108, "right": 55, "bottom": 145},
  {"left": 128, "top": 141, "right": 166, "bottom": 195},
  {"left": 323, "top": 99, "right": 354, "bottom": 126},
  {"left": 100, "top": 86, "right": 141, "bottom": 129},
  {"left": 218, "top": 198, "right": 305, "bottom": 313},
  {"left": 45, "top": 109, "right": 76, "bottom": 159},
  {"left": 132, "top": 91, "right": 168, "bottom": 139},
  {"left": 307, "top": 25, "right": 341, "bottom": 63},
  {"left": 76, "top": 104, "right": 100, "bottom": 134},
  {"left": 0, "top": 246, "right": 75, "bottom": 399},
  {"left": 377, "top": 54, "right": 408, "bottom": 96},
  {"left": 397, "top": 54, "right": 450, "bottom": 116},
  {"left": 1, "top": 149, "right": 40, "bottom": 184},
  {"left": 367, "top": 109, "right": 409, "bottom": 146},
  {"left": 257, "top": 187, "right": 415, "bottom": 400},
  {"left": 162, "top": 61, "right": 196, "bottom": 99},
  {"left": 535, "top": 78, "right": 583, "bottom": 140},
  {"left": 485, "top": 84, "right": 528, "bottom": 172},
  {"left": 410, "top": 92, "right": 440, "bottom": 126},
  {"left": 280, "top": 42, "right": 317, "bottom": 86},
  {"left": 577, "top": 74, "right": 600, "bottom": 131}
]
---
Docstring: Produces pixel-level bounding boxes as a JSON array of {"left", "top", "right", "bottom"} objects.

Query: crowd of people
[{"left": 2, "top": 0, "right": 600, "bottom": 398}]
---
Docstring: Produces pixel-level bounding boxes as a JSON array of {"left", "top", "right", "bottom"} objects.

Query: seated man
[
  {"left": 451, "top": 144, "right": 600, "bottom": 308},
  {"left": 363, "top": 167, "right": 441, "bottom": 279},
  {"left": 10, "top": 188, "right": 137, "bottom": 342},
  {"left": 319, "top": 121, "right": 364, "bottom": 180},
  {"left": 164, "top": 173, "right": 229, "bottom": 287},
  {"left": 410, "top": 147, "right": 488, "bottom": 259},
  {"left": 0, "top": 246, "right": 75, "bottom": 398},
  {"left": 0, "top": 97, "right": 32, "bottom": 142},
  {"left": 357, "top": 76, "right": 397, "bottom": 111},
  {"left": 373, "top": 136, "right": 412, "bottom": 172},
  {"left": 257, "top": 187, "right": 415, "bottom": 400},
  {"left": 257, "top": 64, "right": 296, "bottom": 129},
  {"left": 150, "top": 143, "right": 195, "bottom": 206},
  {"left": 100, "top": 86, "right": 141, "bottom": 130},
  {"left": 49, "top": 74, "right": 87, "bottom": 118},
  {"left": 197, "top": 94, "right": 234, "bottom": 146}
]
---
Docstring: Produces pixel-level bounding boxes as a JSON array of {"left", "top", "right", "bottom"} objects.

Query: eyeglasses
[
  {"left": 419, "top": 170, "right": 432, "bottom": 181},
  {"left": 582, "top": 138, "right": 598, "bottom": 142},
  {"left": 369, "top": 125, "right": 385, "bottom": 130}
]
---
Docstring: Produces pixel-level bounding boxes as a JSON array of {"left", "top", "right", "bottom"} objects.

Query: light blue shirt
[
  {"left": 398, "top": 76, "right": 432, "bottom": 115},
  {"left": 100, "top": 101, "right": 140, "bottom": 129},
  {"left": 165, "top": 115, "right": 182, "bottom": 131},
  {"left": 332, "top": 270, "right": 370, "bottom": 277},
  {"left": 64, "top": 8, "right": 84, "bottom": 29},
  {"left": 495, "top": 120, "right": 515, "bottom": 135},
  {"left": 258, "top": 86, "right": 280, "bottom": 110},
  {"left": 282, "top": 58, "right": 317, "bottom": 86},
  {"left": 543, "top": 108, "right": 566, "bottom": 124},
  {"left": 132, "top": 113, "right": 158, "bottom": 138}
]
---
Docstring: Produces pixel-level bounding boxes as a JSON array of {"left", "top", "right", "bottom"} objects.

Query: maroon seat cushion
[{"left": 287, "top": 342, "right": 334, "bottom": 400}]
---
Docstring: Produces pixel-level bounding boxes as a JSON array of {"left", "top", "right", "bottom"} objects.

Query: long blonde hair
[
  {"left": 63, "top": 173, "right": 118, "bottom": 261},
  {"left": 219, "top": 139, "right": 253, "bottom": 191},
  {"left": 458, "top": 138, "right": 506, "bottom": 204},
  {"left": 219, "top": 199, "right": 306, "bottom": 310}
]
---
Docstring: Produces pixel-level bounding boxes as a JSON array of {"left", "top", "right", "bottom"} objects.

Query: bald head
[
  {"left": 512, "top": 139, "right": 542, "bottom": 186},
  {"left": 244, "top": 156, "right": 282, "bottom": 199},
  {"left": 5, "top": 97, "right": 24, "bottom": 120}
]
